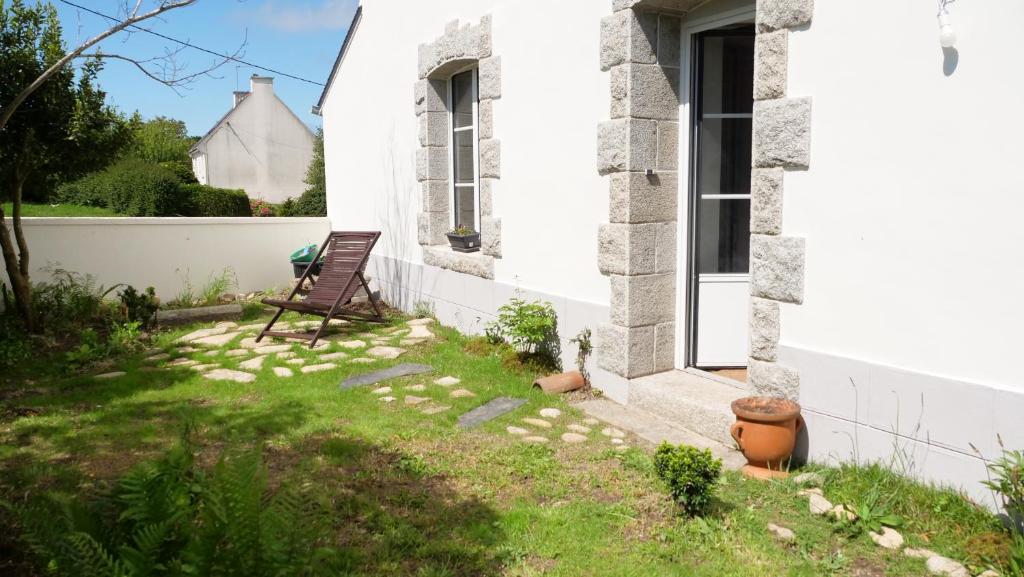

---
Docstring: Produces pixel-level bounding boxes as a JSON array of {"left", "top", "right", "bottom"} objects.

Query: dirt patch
[{"left": 849, "top": 557, "right": 887, "bottom": 577}]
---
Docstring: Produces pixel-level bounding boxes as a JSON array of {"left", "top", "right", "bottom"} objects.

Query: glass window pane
[
  {"left": 452, "top": 70, "right": 474, "bottom": 129},
  {"left": 452, "top": 129, "right": 475, "bottom": 185},
  {"left": 698, "top": 199, "right": 750, "bottom": 274},
  {"left": 700, "top": 34, "right": 754, "bottom": 115},
  {"left": 699, "top": 118, "right": 752, "bottom": 196},
  {"left": 454, "top": 187, "right": 475, "bottom": 230}
]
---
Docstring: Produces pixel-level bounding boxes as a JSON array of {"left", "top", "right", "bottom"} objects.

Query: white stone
[
  {"left": 286, "top": 359, "right": 306, "bottom": 365},
  {"left": 337, "top": 340, "right": 366, "bottom": 349},
  {"left": 191, "top": 331, "right": 242, "bottom": 347},
  {"left": 238, "top": 337, "right": 261, "bottom": 349},
  {"left": 567, "top": 424, "right": 592, "bottom": 434},
  {"left": 94, "top": 371, "right": 126, "bottom": 379},
  {"left": 405, "top": 395, "right": 430, "bottom": 405},
  {"left": 434, "top": 376, "right": 461, "bottom": 387},
  {"left": 421, "top": 405, "right": 450, "bottom": 415},
  {"left": 407, "top": 318, "right": 434, "bottom": 326},
  {"left": 177, "top": 326, "right": 228, "bottom": 343},
  {"left": 561, "top": 433, "right": 588, "bottom": 444},
  {"left": 350, "top": 357, "right": 375, "bottom": 364},
  {"left": 506, "top": 426, "right": 529, "bottom": 436},
  {"left": 191, "top": 364, "right": 220, "bottom": 372},
  {"left": 610, "top": 438, "right": 624, "bottom": 445},
  {"left": 319, "top": 352, "right": 348, "bottom": 361},
  {"left": 215, "top": 321, "right": 238, "bottom": 329},
  {"left": 869, "top": 527, "right": 904, "bottom": 550},
  {"left": 797, "top": 488, "right": 823, "bottom": 497},
  {"left": 366, "top": 346, "right": 406, "bottom": 359},
  {"left": 539, "top": 408, "right": 562, "bottom": 419},
  {"left": 276, "top": 351, "right": 296, "bottom": 359},
  {"left": 904, "top": 548, "right": 939, "bottom": 560},
  {"left": 925, "top": 556, "right": 970, "bottom": 577},
  {"left": 406, "top": 324, "right": 434, "bottom": 339},
  {"left": 767, "top": 523, "right": 795, "bottom": 542},
  {"left": 601, "top": 427, "right": 626, "bottom": 439},
  {"left": 379, "top": 396, "right": 396, "bottom": 403},
  {"left": 273, "top": 367, "right": 293, "bottom": 378},
  {"left": 977, "top": 570, "right": 1001, "bottom": 577},
  {"left": 523, "top": 418, "right": 553, "bottom": 429},
  {"left": 808, "top": 493, "right": 833, "bottom": 515},
  {"left": 176, "top": 346, "right": 199, "bottom": 353},
  {"left": 450, "top": 388, "right": 475, "bottom": 398},
  {"left": 372, "top": 386, "right": 393, "bottom": 395},
  {"left": 168, "top": 358, "right": 199, "bottom": 368},
  {"left": 253, "top": 344, "right": 292, "bottom": 355},
  {"left": 225, "top": 349, "right": 249, "bottom": 358},
  {"left": 522, "top": 436, "right": 549, "bottom": 444},
  {"left": 830, "top": 504, "right": 857, "bottom": 522},
  {"left": 203, "top": 350, "right": 220, "bottom": 357},
  {"left": 400, "top": 339, "right": 427, "bottom": 347},
  {"left": 145, "top": 353, "right": 170, "bottom": 362},
  {"left": 582, "top": 418, "right": 599, "bottom": 426},
  {"left": 792, "top": 471, "right": 823, "bottom": 486},
  {"left": 753, "top": 97, "right": 812, "bottom": 169},
  {"left": 239, "top": 355, "right": 267, "bottom": 371},
  {"left": 301, "top": 363, "right": 336, "bottom": 373},
  {"left": 406, "top": 384, "right": 427, "bottom": 392},
  {"left": 203, "top": 369, "right": 256, "bottom": 384}
]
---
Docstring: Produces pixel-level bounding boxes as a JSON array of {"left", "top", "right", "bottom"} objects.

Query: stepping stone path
[
  {"left": 301, "top": 363, "right": 336, "bottom": 373},
  {"left": 522, "top": 418, "right": 553, "bottom": 429},
  {"left": 450, "top": 388, "right": 475, "bottom": 398},
  {"left": 203, "top": 369, "right": 256, "bottom": 383},
  {"left": 337, "top": 340, "right": 366, "bottom": 349},
  {"left": 407, "top": 318, "right": 433, "bottom": 326},
  {"left": 191, "top": 364, "right": 219, "bottom": 372},
  {"left": 311, "top": 342, "right": 331, "bottom": 350},
  {"left": 458, "top": 397, "right": 527, "bottom": 429},
  {"left": 406, "top": 325, "right": 434, "bottom": 339},
  {"left": 601, "top": 427, "right": 625, "bottom": 439},
  {"left": 869, "top": 527, "right": 904, "bottom": 550},
  {"left": 273, "top": 367, "right": 293, "bottom": 378},
  {"left": 319, "top": 352, "right": 348, "bottom": 361},
  {"left": 400, "top": 339, "right": 427, "bottom": 346},
  {"left": 338, "top": 363, "right": 433, "bottom": 389},
  {"left": 145, "top": 353, "right": 170, "bottom": 362},
  {"left": 366, "top": 346, "right": 405, "bottom": 359},
  {"left": 192, "top": 332, "right": 241, "bottom": 347},
  {"left": 539, "top": 408, "right": 562, "bottom": 419},
  {"left": 582, "top": 418, "right": 599, "bottom": 426},
  {"left": 610, "top": 438, "right": 624, "bottom": 445},
  {"left": 767, "top": 523, "right": 796, "bottom": 543},
  {"left": 254, "top": 344, "right": 292, "bottom": 354},
  {"left": 277, "top": 351, "right": 296, "bottom": 359},
  {"left": 561, "top": 432, "right": 587, "bottom": 443},
  {"left": 203, "top": 350, "right": 220, "bottom": 357},
  {"left": 506, "top": 426, "right": 529, "bottom": 435},
  {"left": 421, "top": 405, "right": 450, "bottom": 415},
  {"left": 95, "top": 371, "right": 126, "bottom": 379},
  {"left": 356, "top": 332, "right": 376, "bottom": 338},
  {"left": 926, "top": 556, "right": 970, "bottom": 577},
  {"left": 350, "top": 358, "right": 375, "bottom": 364},
  {"left": 522, "top": 436, "right": 549, "bottom": 444},
  {"left": 434, "top": 376, "right": 460, "bottom": 387},
  {"left": 372, "top": 386, "right": 393, "bottom": 395},
  {"left": 379, "top": 396, "right": 396, "bottom": 403},
  {"left": 216, "top": 321, "right": 238, "bottom": 329},
  {"left": 286, "top": 359, "right": 306, "bottom": 365},
  {"left": 177, "top": 326, "right": 229, "bottom": 343},
  {"left": 808, "top": 493, "right": 833, "bottom": 515},
  {"left": 406, "top": 384, "right": 427, "bottom": 392},
  {"left": 237, "top": 323, "right": 266, "bottom": 331},
  {"left": 239, "top": 355, "right": 267, "bottom": 370},
  {"left": 405, "top": 395, "right": 429, "bottom": 405},
  {"left": 177, "top": 347, "right": 200, "bottom": 353},
  {"left": 567, "top": 424, "right": 591, "bottom": 434},
  {"left": 168, "top": 358, "right": 199, "bottom": 368}
]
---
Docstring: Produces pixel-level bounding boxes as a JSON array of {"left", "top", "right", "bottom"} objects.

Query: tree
[
  {"left": 127, "top": 115, "right": 198, "bottom": 164},
  {"left": 0, "top": 0, "right": 233, "bottom": 331},
  {"left": 282, "top": 128, "right": 326, "bottom": 217}
]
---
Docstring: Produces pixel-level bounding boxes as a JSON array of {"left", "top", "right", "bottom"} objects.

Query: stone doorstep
[
  {"left": 572, "top": 398, "right": 745, "bottom": 471},
  {"left": 626, "top": 369, "right": 747, "bottom": 447}
]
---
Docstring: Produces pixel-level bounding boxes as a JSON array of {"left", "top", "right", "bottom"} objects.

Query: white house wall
[{"left": 782, "top": 0, "right": 1024, "bottom": 504}]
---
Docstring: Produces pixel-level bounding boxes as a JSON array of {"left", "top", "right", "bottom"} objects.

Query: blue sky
[{"left": 53, "top": 0, "right": 358, "bottom": 136}]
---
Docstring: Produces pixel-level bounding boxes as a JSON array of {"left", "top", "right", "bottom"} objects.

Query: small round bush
[{"left": 654, "top": 443, "right": 722, "bottom": 516}]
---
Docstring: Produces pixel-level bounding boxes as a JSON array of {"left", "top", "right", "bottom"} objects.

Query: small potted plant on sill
[{"left": 446, "top": 224, "right": 481, "bottom": 253}]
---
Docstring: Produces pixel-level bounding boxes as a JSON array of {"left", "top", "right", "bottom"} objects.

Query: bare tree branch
[
  {"left": 0, "top": 0, "right": 198, "bottom": 133},
  {"left": 78, "top": 41, "right": 246, "bottom": 96}
]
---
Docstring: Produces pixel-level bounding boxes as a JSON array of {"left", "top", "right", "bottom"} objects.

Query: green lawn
[
  {"left": 2, "top": 201, "right": 120, "bottom": 217},
  {"left": 0, "top": 311, "right": 1012, "bottom": 576}
]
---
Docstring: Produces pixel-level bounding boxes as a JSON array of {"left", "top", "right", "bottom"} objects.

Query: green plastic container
[{"left": 290, "top": 244, "right": 318, "bottom": 263}]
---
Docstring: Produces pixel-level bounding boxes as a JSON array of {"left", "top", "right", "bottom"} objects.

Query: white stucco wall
[
  {"left": 192, "top": 77, "right": 316, "bottom": 204},
  {"left": 321, "top": 0, "right": 611, "bottom": 305},
  {"left": 781, "top": 0, "right": 1024, "bottom": 501},
  {"left": 2, "top": 218, "right": 331, "bottom": 302}
]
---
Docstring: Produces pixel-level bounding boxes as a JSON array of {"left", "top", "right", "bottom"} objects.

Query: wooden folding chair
[{"left": 258, "top": 231, "right": 384, "bottom": 348}]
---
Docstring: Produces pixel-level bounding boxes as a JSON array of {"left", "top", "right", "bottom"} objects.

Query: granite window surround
[{"left": 415, "top": 16, "right": 502, "bottom": 280}]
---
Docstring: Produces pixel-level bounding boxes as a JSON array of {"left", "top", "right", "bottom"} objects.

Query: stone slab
[
  {"left": 339, "top": 363, "right": 434, "bottom": 390},
  {"left": 157, "top": 303, "right": 243, "bottom": 326},
  {"left": 457, "top": 397, "right": 527, "bottom": 429}
]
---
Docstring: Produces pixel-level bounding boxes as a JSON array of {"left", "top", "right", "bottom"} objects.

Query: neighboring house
[
  {"left": 316, "top": 0, "right": 1024, "bottom": 505},
  {"left": 191, "top": 75, "right": 315, "bottom": 204}
]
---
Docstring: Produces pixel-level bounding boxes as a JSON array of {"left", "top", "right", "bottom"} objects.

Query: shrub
[
  {"left": 54, "top": 171, "right": 109, "bottom": 207},
  {"left": 250, "top": 198, "right": 275, "bottom": 217},
  {"left": 984, "top": 438, "right": 1024, "bottom": 536},
  {"left": 654, "top": 443, "right": 722, "bottom": 516},
  {"left": 31, "top": 268, "right": 120, "bottom": 333},
  {"left": 158, "top": 159, "right": 198, "bottom": 184},
  {"left": 181, "top": 183, "right": 251, "bottom": 217},
  {"left": 56, "top": 159, "right": 188, "bottom": 216},
  {"left": 0, "top": 312, "right": 31, "bottom": 371},
  {"left": 118, "top": 286, "right": 159, "bottom": 329},
  {"left": 486, "top": 290, "right": 559, "bottom": 356},
  {"left": 4, "top": 430, "right": 339, "bottom": 576}
]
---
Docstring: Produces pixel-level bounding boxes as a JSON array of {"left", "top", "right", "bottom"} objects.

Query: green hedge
[
  {"left": 181, "top": 184, "right": 251, "bottom": 217},
  {"left": 158, "top": 160, "right": 198, "bottom": 184},
  {"left": 56, "top": 159, "right": 187, "bottom": 216}
]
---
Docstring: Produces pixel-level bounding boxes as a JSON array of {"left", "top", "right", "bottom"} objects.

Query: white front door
[{"left": 687, "top": 27, "right": 755, "bottom": 368}]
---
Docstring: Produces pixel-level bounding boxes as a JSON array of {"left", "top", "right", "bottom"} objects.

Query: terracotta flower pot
[
  {"left": 533, "top": 371, "right": 586, "bottom": 394},
  {"left": 730, "top": 396, "right": 803, "bottom": 480}
]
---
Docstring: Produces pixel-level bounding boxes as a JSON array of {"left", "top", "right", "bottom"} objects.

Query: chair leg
[
  {"left": 358, "top": 273, "right": 384, "bottom": 322},
  {"left": 257, "top": 308, "right": 285, "bottom": 343}
]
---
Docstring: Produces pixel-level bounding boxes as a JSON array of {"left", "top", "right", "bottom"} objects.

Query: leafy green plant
[
  {"left": 982, "top": 437, "right": 1024, "bottom": 536},
  {"left": 450, "top": 224, "right": 475, "bottom": 236},
  {"left": 841, "top": 485, "right": 903, "bottom": 535},
  {"left": 108, "top": 321, "right": 143, "bottom": 354},
  {"left": 4, "top": 428, "right": 339, "bottom": 576},
  {"left": 411, "top": 300, "right": 434, "bottom": 319},
  {"left": 118, "top": 285, "right": 159, "bottom": 328},
  {"left": 569, "top": 327, "right": 592, "bottom": 385},
  {"left": 486, "top": 291, "right": 558, "bottom": 357},
  {"left": 166, "top": 268, "right": 237, "bottom": 308},
  {"left": 1010, "top": 532, "right": 1024, "bottom": 577},
  {"left": 32, "top": 267, "right": 121, "bottom": 333},
  {"left": 0, "top": 315, "right": 32, "bottom": 370},
  {"left": 64, "top": 328, "right": 104, "bottom": 369},
  {"left": 181, "top": 183, "right": 251, "bottom": 216},
  {"left": 653, "top": 443, "right": 722, "bottom": 516}
]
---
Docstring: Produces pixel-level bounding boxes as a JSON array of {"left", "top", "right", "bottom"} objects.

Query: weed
[
  {"left": 981, "top": 437, "right": 1024, "bottom": 535},
  {"left": 839, "top": 484, "right": 902, "bottom": 535},
  {"left": 166, "top": 267, "right": 237, "bottom": 308},
  {"left": 569, "top": 327, "right": 592, "bottom": 385},
  {"left": 411, "top": 300, "right": 434, "bottom": 319},
  {"left": 118, "top": 285, "right": 159, "bottom": 328},
  {"left": 486, "top": 289, "right": 561, "bottom": 371}
]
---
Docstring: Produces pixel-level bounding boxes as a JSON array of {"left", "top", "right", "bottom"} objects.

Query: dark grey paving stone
[
  {"left": 339, "top": 363, "right": 433, "bottom": 390},
  {"left": 457, "top": 397, "right": 528, "bottom": 429}
]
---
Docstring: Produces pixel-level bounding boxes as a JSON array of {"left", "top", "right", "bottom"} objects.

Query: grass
[
  {"left": 2, "top": 202, "right": 121, "bottom": 217},
  {"left": 0, "top": 311, "right": 1014, "bottom": 576}
]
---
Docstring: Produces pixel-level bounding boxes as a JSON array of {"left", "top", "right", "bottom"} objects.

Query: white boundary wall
[{"left": 2, "top": 218, "right": 331, "bottom": 303}]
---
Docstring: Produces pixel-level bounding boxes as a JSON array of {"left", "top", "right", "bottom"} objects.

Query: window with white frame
[{"left": 449, "top": 68, "right": 479, "bottom": 231}]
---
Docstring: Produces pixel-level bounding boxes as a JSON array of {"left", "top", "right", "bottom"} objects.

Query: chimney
[
  {"left": 250, "top": 75, "right": 274, "bottom": 95},
  {"left": 232, "top": 91, "right": 249, "bottom": 108}
]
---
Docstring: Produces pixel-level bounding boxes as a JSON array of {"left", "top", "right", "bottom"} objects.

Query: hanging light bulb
[{"left": 938, "top": 6, "right": 957, "bottom": 48}]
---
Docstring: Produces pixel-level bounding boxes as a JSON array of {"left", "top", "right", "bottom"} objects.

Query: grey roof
[{"left": 313, "top": 5, "right": 362, "bottom": 115}]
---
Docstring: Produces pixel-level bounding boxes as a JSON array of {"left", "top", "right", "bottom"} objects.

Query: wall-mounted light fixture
[{"left": 938, "top": 0, "right": 957, "bottom": 48}]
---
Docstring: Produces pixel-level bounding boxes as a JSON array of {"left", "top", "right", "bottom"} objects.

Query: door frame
[{"left": 674, "top": 3, "right": 757, "bottom": 370}]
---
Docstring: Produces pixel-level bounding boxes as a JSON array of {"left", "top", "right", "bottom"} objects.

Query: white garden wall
[
  {"left": 781, "top": 0, "right": 1024, "bottom": 504},
  {"left": 2, "top": 218, "right": 331, "bottom": 303}
]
